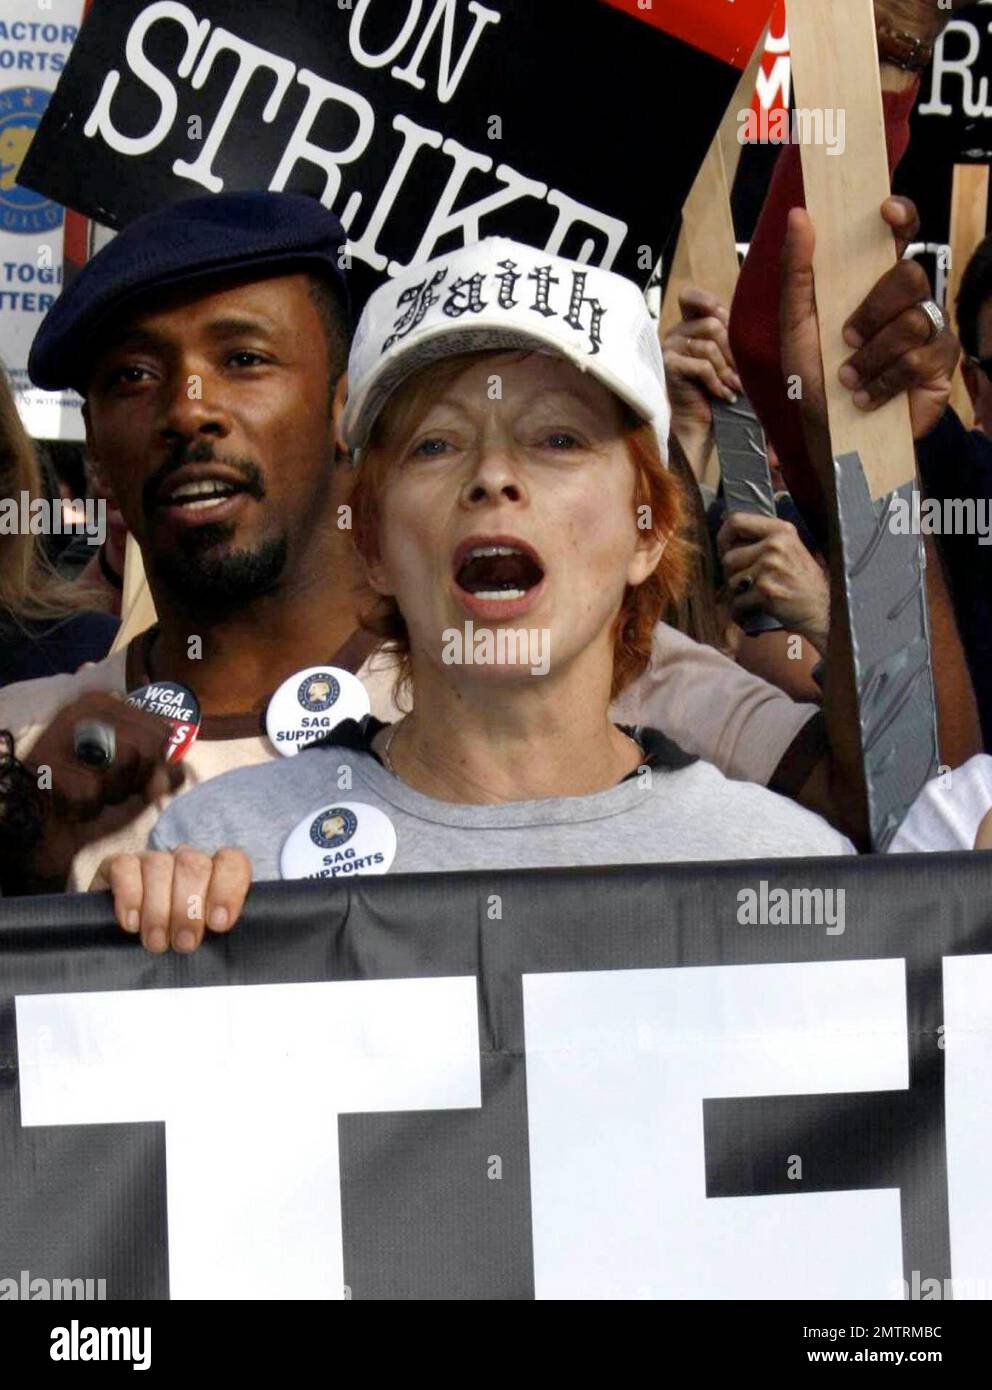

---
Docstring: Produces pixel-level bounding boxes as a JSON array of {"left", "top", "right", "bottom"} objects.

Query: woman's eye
[
  {"left": 411, "top": 438, "right": 451, "bottom": 457},
  {"left": 542, "top": 431, "right": 581, "bottom": 449}
]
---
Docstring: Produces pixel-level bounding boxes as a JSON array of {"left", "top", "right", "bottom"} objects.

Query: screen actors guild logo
[
  {"left": 0, "top": 88, "right": 64, "bottom": 233},
  {"left": 297, "top": 672, "right": 341, "bottom": 712},
  {"left": 309, "top": 808, "right": 358, "bottom": 850}
]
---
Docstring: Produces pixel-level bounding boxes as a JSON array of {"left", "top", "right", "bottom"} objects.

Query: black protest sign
[
  {"left": 18, "top": 0, "right": 747, "bottom": 308},
  {"left": 911, "top": 2, "right": 992, "bottom": 167},
  {"left": 2, "top": 851, "right": 991, "bottom": 1299},
  {"left": 895, "top": 1, "right": 992, "bottom": 254}
]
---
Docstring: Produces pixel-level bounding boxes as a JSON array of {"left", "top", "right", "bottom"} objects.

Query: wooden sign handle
[{"left": 788, "top": 0, "right": 916, "bottom": 501}]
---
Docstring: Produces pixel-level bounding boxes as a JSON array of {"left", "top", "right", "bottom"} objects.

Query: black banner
[
  {"left": 3, "top": 850, "right": 992, "bottom": 1300},
  {"left": 16, "top": 0, "right": 747, "bottom": 310}
]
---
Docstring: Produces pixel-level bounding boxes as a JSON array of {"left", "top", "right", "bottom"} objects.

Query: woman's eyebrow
[
  {"left": 417, "top": 396, "right": 475, "bottom": 420},
  {"left": 518, "top": 386, "right": 610, "bottom": 418}
]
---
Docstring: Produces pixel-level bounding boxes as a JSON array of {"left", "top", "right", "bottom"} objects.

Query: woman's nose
[{"left": 460, "top": 447, "right": 524, "bottom": 506}]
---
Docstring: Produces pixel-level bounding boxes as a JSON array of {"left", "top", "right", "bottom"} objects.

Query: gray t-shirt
[{"left": 150, "top": 720, "right": 854, "bottom": 877}]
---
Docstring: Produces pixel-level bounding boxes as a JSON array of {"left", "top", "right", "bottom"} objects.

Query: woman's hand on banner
[{"left": 90, "top": 846, "right": 252, "bottom": 953}]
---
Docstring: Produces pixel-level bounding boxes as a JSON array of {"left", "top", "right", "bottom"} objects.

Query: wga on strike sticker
[
  {"left": 265, "top": 665, "right": 371, "bottom": 757},
  {"left": 125, "top": 681, "right": 200, "bottom": 763},
  {"left": 280, "top": 801, "right": 397, "bottom": 881}
]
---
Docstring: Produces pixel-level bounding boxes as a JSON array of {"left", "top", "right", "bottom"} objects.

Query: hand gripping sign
[{"left": 786, "top": 0, "right": 940, "bottom": 849}]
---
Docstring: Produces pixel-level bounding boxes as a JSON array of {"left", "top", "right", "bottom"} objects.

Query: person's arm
[
  {"left": 662, "top": 287, "right": 742, "bottom": 481},
  {"left": 730, "top": 3, "right": 981, "bottom": 780},
  {"left": 731, "top": 627, "right": 823, "bottom": 704},
  {"left": 778, "top": 207, "right": 982, "bottom": 846},
  {"left": 731, "top": 0, "right": 975, "bottom": 511},
  {"left": 717, "top": 512, "right": 831, "bottom": 656},
  {"left": 4, "top": 692, "right": 184, "bottom": 894}
]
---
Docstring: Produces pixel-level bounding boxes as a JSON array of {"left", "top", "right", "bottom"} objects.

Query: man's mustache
[{"left": 143, "top": 441, "right": 267, "bottom": 518}]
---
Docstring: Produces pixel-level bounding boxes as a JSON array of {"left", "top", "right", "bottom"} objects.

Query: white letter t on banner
[{"left": 16, "top": 979, "right": 480, "bottom": 1299}]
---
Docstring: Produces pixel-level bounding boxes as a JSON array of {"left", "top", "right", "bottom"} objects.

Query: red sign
[
  {"left": 599, "top": 0, "right": 774, "bottom": 70},
  {"left": 750, "top": 0, "right": 790, "bottom": 120}
]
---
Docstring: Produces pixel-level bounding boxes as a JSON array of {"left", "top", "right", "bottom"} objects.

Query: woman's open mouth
[{"left": 452, "top": 537, "right": 546, "bottom": 619}]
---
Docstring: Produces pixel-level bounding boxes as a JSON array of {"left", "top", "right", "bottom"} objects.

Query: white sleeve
[
  {"left": 610, "top": 622, "right": 818, "bottom": 787},
  {"left": 0, "top": 651, "right": 128, "bottom": 758},
  {"left": 0, "top": 672, "right": 78, "bottom": 757},
  {"left": 887, "top": 755, "right": 992, "bottom": 853}
]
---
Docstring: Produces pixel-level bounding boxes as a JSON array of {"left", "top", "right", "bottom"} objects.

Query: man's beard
[
  {"left": 154, "top": 524, "right": 288, "bottom": 615},
  {"left": 143, "top": 443, "right": 287, "bottom": 613}
]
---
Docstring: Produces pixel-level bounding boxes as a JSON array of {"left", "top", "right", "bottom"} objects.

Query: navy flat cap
[{"left": 29, "top": 191, "right": 349, "bottom": 393}]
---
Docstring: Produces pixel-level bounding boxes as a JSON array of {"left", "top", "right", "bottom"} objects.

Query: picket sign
[
  {"left": 660, "top": 20, "right": 770, "bottom": 487},
  {"left": 787, "top": 0, "right": 916, "bottom": 500},
  {"left": 788, "top": 0, "right": 941, "bottom": 852},
  {"left": 948, "top": 163, "right": 990, "bottom": 429},
  {"left": 660, "top": 22, "right": 769, "bottom": 337}
]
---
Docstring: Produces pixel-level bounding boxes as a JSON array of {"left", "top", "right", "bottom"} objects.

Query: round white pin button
[
  {"left": 265, "top": 665, "right": 371, "bottom": 757},
  {"left": 280, "top": 801, "right": 398, "bottom": 881}
]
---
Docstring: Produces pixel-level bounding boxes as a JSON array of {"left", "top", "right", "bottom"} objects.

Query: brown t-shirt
[{"left": 0, "top": 631, "right": 402, "bottom": 891}]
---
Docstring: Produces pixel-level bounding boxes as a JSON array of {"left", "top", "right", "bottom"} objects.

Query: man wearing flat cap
[{"left": 0, "top": 191, "right": 403, "bottom": 894}]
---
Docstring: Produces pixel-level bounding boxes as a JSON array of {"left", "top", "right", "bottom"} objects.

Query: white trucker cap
[{"left": 343, "top": 237, "right": 671, "bottom": 464}]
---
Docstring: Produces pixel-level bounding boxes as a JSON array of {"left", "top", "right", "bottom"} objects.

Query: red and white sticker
[{"left": 126, "top": 680, "right": 201, "bottom": 763}]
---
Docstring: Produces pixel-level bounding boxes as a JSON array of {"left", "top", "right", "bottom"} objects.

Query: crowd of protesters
[{"left": 1, "top": 0, "right": 991, "bottom": 947}]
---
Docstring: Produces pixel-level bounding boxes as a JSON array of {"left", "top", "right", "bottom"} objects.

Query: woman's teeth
[
  {"left": 456, "top": 543, "right": 544, "bottom": 596},
  {"left": 466, "top": 545, "right": 523, "bottom": 559}
]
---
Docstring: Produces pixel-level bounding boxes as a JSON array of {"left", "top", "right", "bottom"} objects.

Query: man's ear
[{"left": 331, "top": 372, "right": 349, "bottom": 460}]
